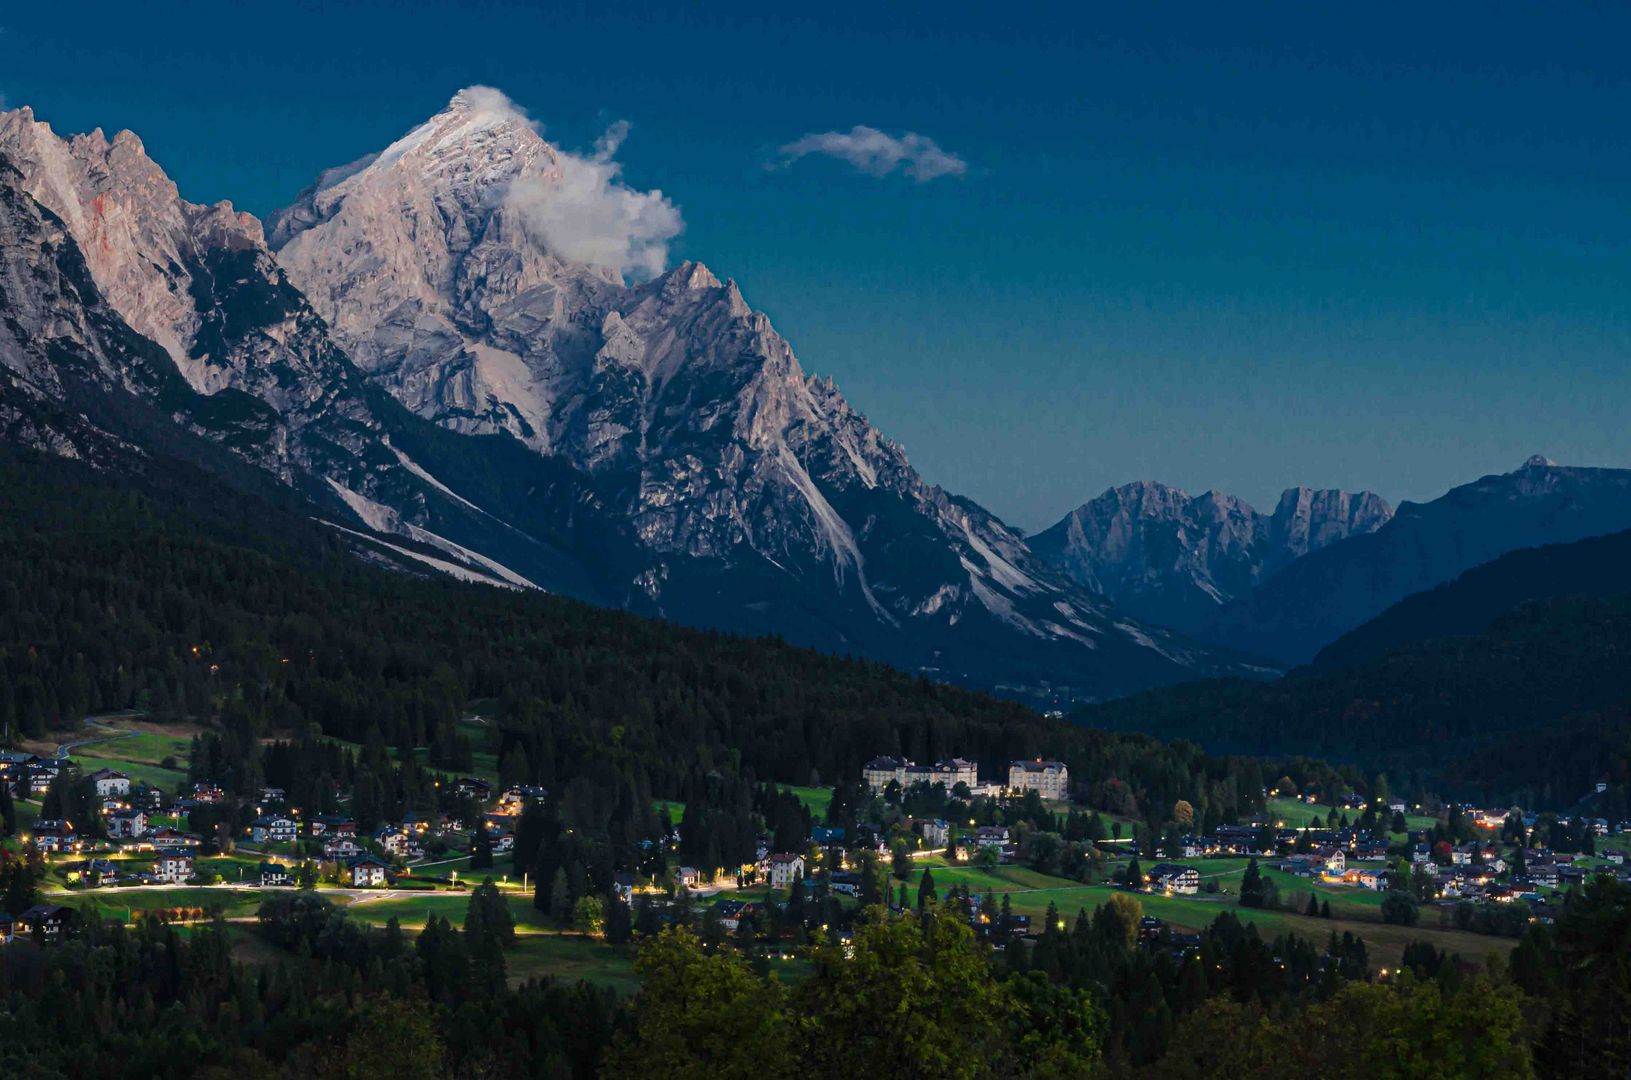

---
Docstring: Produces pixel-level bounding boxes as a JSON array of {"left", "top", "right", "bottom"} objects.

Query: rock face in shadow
[{"left": 1032, "top": 479, "right": 1391, "bottom": 634}]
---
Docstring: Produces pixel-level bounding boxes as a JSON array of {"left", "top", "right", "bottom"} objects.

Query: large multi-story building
[
  {"left": 906, "top": 758, "right": 979, "bottom": 791},
  {"left": 862, "top": 756, "right": 980, "bottom": 793},
  {"left": 1007, "top": 759, "right": 1070, "bottom": 801},
  {"left": 862, "top": 756, "right": 911, "bottom": 792}
]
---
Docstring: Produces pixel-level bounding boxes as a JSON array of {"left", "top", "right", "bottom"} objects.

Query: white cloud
[
  {"left": 492, "top": 100, "right": 682, "bottom": 281},
  {"left": 775, "top": 125, "right": 968, "bottom": 182}
]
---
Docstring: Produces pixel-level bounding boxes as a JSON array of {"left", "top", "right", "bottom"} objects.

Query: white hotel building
[
  {"left": 1007, "top": 759, "right": 1070, "bottom": 800},
  {"left": 862, "top": 756, "right": 980, "bottom": 793}
]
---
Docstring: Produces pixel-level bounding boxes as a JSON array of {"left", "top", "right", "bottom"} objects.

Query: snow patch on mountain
[
  {"left": 959, "top": 519, "right": 1039, "bottom": 593},
  {"left": 776, "top": 449, "right": 893, "bottom": 623},
  {"left": 384, "top": 438, "right": 488, "bottom": 517},
  {"left": 326, "top": 475, "right": 537, "bottom": 588},
  {"left": 328, "top": 523, "right": 524, "bottom": 591},
  {"left": 325, "top": 476, "right": 400, "bottom": 533}
]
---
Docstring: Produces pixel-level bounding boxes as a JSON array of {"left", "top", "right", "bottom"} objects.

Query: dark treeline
[
  {"left": 1445, "top": 701, "right": 1631, "bottom": 816},
  {"left": 0, "top": 868, "right": 1625, "bottom": 1076},
  {"left": 0, "top": 887, "right": 617, "bottom": 1079},
  {"left": 1076, "top": 593, "right": 1631, "bottom": 804}
]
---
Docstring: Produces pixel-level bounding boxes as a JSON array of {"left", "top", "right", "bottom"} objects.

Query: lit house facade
[
  {"left": 1007, "top": 760, "right": 1070, "bottom": 800},
  {"left": 862, "top": 756, "right": 980, "bottom": 793}
]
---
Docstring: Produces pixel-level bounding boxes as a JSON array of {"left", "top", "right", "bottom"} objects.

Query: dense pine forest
[
  {"left": 1309, "top": 527, "right": 1631, "bottom": 671},
  {"left": 1076, "top": 593, "right": 1631, "bottom": 803},
  {"left": 0, "top": 446, "right": 1347, "bottom": 824}
]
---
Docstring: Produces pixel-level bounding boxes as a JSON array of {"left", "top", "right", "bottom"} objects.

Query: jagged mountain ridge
[
  {"left": 1030, "top": 480, "right": 1392, "bottom": 633},
  {"left": 1202, "top": 456, "right": 1631, "bottom": 665},
  {"left": 262, "top": 88, "right": 1264, "bottom": 693},
  {"left": 0, "top": 94, "right": 1261, "bottom": 699},
  {"left": 0, "top": 107, "right": 616, "bottom": 596}
]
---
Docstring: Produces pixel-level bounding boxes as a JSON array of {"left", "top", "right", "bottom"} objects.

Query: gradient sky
[{"left": 4, "top": 1, "right": 1628, "bottom": 529}]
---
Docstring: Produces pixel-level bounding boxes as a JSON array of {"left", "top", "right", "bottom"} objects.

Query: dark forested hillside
[
  {"left": 1075, "top": 593, "right": 1631, "bottom": 801},
  {"left": 0, "top": 446, "right": 1020, "bottom": 789},
  {"left": 1311, "top": 527, "right": 1631, "bottom": 671},
  {"left": 1199, "top": 459, "right": 1631, "bottom": 665},
  {"left": 0, "top": 446, "right": 1301, "bottom": 827},
  {"left": 1443, "top": 701, "right": 1631, "bottom": 816}
]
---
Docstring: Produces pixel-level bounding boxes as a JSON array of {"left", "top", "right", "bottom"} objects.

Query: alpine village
[{"left": 0, "top": 12, "right": 1628, "bottom": 1079}]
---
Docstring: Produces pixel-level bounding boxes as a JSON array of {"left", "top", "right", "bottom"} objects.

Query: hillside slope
[
  {"left": 0, "top": 442, "right": 1166, "bottom": 795},
  {"left": 1075, "top": 592, "right": 1631, "bottom": 791},
  {"left": 1313, "top": 527, "right": 1631, "bottom": 671}
]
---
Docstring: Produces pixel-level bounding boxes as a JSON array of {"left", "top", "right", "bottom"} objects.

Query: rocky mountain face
[
  {"left": 0, "top": 152, "right": 151, "bottom": 461},
  {"left": 0, "top": 94, "right": 1263, "bottom": 700},
  {"left": 1031, "top": 480, "right": 1392, "bottom": 634},
  {"left": 0, "top": 106, "right": 603, "bottom": 594},
  {"left": 1203, "top": 456, "right": 1631, "bottom": 665}
]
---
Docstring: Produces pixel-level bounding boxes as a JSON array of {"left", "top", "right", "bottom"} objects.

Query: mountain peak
[
  {"left": 1032, "top": 478, "right": 1392, "bottom": 634},
  {"left": 368, "top": 86, "right": 548, "bottom": 181},
  {"left": 666, "top": 260, "right": 721, "bottom": 291},
  {"left": 1521, "top": 454, "right": 1556, "bottom": 470},
  {"left": 445, "top": 85, "right": 517, "bottom": 115},
  {"left": 0, "top": 102, "right": 282, "bottom": 387}
]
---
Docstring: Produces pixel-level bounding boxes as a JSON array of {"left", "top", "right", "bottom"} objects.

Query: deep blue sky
[{"left": 5, "top": 2, "right": 1629, "bottom": 529}]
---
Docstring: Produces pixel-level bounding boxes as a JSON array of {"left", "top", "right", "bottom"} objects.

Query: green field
[
  {"left": 59, "top": 725, "right": 194, "bottom": 791},
  {"left": 65, "top": 883, "right": 644, "bottom": 994},
  {"left": 652, "top": 799, "right": 686, "bottom": 821},
  {"left": 87, "top": 730, "right": 194, "bottom": 765},
  {"left": 195, "top": 853, "right": 271, "bottom": 881},
  {"left": 64, "top": 887, "right": 267, "bottom": 920},
  {"left": 413, "top": 854, "right": 475, "bottom": 877},
  {"left": 785, "top": 785, "right": 834, "bottom": 821},
  {"left": 1266, "top": 796, "right": 1438, "bottom": 834},
  {"left": 917, "top": 863, "right": 1081, "bottom": 893},
  {"left": 1260, "top": 868, "right": 1389, "bottom": 920},
  {"left": 339, "top": 889, "right": 548, "bottom": 932},
  {"left": 504, "top": 934, "right": 640, "bottom": 993},
  {"left": 70, "top": 752, "right": 188, "bottom": 790},
  {"left": 907, "top": 858, "right": 1511, "bottom": 969}
]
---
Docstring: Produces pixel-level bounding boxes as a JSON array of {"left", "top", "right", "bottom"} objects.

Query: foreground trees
[
  {"left": 611, "top": 900, "right": 1550, "bottom": 1080},
  {"left": 615, "top": 916, "right": 1104, "bottom": 1079},
  {"left": 607, "top": 928, "right": 791, "bottom": 1078},
  {"left": 1149, "top": 977, "right": 1532, "bottom": 1079},
  {"left": 624, "top": 915, "right": 1104, "bottom": 1077}
]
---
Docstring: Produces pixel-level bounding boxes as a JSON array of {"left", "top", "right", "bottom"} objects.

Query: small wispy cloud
[{"left": 774, "top": 125, "right": 967, "bottom": 182}]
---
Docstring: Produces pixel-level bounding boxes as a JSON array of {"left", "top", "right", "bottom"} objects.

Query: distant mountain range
[
  {"left": 1072, "top": 516, "right": 1631, "bottom": 802},
  {"left": 1031, "top": 481, "right": 1392, "bottom": 634},
  {"left": 6, "top": 90, "right": 1631, "bottom": 708},
  {"left": 1198, "top": 456, "right": 1631, "bottom": 664},
  {"left": 1032, "top": 458, "right": 1631, "bottom": 666},
  {"left": 0, "top": 93, "right": 1265, "bottom": 701}
]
